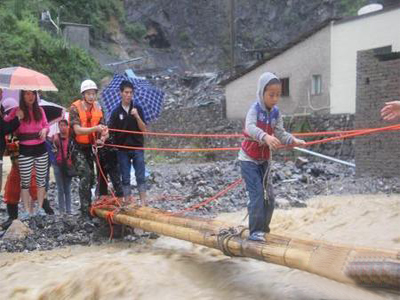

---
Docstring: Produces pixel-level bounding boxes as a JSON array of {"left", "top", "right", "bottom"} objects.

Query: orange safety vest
[{"left": 71, "top": 100, "right": 103, "bottom": 145}]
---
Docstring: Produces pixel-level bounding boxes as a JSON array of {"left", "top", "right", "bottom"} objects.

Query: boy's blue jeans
[
  {"left": 117, "top": 150, "right": 146, "bottom": 196},
  {"left": 53, "top": 164, "right": 72, "bottom": 214},
  {"left": 240, "top": 160, "right": 275, "bottom": 235}
]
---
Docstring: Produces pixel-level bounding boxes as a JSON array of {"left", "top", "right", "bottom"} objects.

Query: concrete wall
[
  {"left": 225, "top": 26, "right": 331, "bottom": 119},
  {"left": 355, "top": 49, "right": 400, "bottom": 177},
  {"left": 62, "top": 25, "right": 90, "bottom": 51},
  {"left": 330, "top": 8, "right": 400, "bottom": 114}
]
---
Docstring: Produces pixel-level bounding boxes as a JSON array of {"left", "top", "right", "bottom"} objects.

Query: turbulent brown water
[{"left": 0, "top": 194, "right": 399, "bottom": 300}]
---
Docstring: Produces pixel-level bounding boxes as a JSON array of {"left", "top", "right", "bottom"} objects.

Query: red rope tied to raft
[
  {"left": 90, "top": 146, "right": 123, "bottom": 240},
  {"left": 89, "top": 123, "right": 400, "bottom": 239}
]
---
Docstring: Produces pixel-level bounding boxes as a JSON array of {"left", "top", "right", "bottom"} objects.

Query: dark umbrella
[{"left": 101, "top": 74, "right": 165, "bottom": 123}]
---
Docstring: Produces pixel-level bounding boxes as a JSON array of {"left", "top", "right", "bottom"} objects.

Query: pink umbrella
[{"left": 0, "top": 66, "right": 58, "bottom": 91}]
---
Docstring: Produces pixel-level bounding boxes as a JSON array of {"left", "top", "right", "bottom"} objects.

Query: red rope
[
  {"left": 107, "top": 124, "right": 400, "bottom": 139},
  {"left": 109, "top": 128, "right": 243, "bottom": 138},
  {"left": 105, "top": 124, "right": 400, "bottom": 153},
  {"left": 90, "top": 147, "right": 123, "bottom": 240},
  {"left": 104, "top": 143, "right": 241, "bottom": 152},
  {"left": 280, "top": 124, "right": 400, "bottom": 150}
]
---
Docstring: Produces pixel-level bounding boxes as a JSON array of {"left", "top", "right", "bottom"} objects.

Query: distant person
[
  {"left": 239, "top": 72, "right": 305, "bottom": 242},
  {"left": 381, "top": 101, "right": 400, "bottom": 121},
  {"left": 5, "top": 90, "right": 49, "bottom": 216},
  {"left": 52, "top": 119, "right": 72, "bottom": 214},
  {"left": 108, "top": 80, "right": 147, "bottom": 205},
  {"left": 0, "top": 88, "right": 21, "bottom": 195},
  {"left": 69, "top": 79, "right": 107, "bottom": 217}
]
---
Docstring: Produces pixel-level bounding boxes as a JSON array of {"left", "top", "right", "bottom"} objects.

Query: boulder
[{"left": 3, "top": 220, "right": 33, "bottom": 241}]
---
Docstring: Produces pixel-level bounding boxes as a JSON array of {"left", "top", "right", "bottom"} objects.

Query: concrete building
[{"left": 223, "top": 5, "right": 400, "bottom": 119}]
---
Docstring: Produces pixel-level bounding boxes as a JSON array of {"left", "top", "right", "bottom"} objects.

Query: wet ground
[
  {"left": 1, "top": 159, "right": 400, "bottom": 252},
  {"left": 0, "top": 194, "right": 398, "bottom": 300}
]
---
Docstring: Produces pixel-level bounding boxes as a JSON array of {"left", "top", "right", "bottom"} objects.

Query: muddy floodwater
[{"left": 0, "top": 194, "right": 399, "bottom": 300}]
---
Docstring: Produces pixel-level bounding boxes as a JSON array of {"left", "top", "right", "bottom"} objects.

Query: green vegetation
[
  {"left": 49, "top": 0, "right": 125, "bottom": 42},
  {"left": 124, "top": 22, "right": 147, "bottom": 41},
  {"left": 0, "top": 0, "right": 116, "bottom": 106},
  {"left": 179, "top": 32, "right": 190, "bottom": 44}
]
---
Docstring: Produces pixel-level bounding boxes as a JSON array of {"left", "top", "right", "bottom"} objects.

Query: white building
[{"left": 224, "top": 5, "right": 400, "bottom": 119}]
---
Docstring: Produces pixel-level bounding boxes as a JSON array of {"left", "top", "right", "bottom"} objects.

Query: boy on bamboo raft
[{"left": 239, "top": 72, "right": 305, "bottom": 242}]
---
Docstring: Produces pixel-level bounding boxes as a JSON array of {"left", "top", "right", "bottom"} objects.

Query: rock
[
  {"left": 3, "top": 220, "right": 33, "bottom": 241},
  {"left": 283, "top": 169, "right": 293, "bottom": 177},
  {"left": 275, "top": 198, "right": 291, "bottom": 209},
  {"left": 295, "top": 156, "right": 309, "bottom": 168},
  {"left": 300, "top": 174, "right": 309, "bottom": 183},
  {"left": 310, "top": 167, "right": 324, "bottom": 177}
]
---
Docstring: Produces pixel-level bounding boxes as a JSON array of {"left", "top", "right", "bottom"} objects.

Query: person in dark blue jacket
[{"left": 108, "top": 81, "right": 148, "bottom": 205}]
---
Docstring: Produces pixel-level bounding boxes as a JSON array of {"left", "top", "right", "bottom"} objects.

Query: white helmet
[{"left": 80, "top": 79, "right": 98, "bottom": 94}]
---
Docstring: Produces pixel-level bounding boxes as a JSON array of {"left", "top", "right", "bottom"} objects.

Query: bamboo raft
[{"left": 94, "top": 206, "right": 400, "bottom": 292}]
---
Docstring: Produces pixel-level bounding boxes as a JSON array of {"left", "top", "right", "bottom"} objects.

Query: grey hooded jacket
[{"left": 238, "top": 72, "right": 294, "bottom": 163}]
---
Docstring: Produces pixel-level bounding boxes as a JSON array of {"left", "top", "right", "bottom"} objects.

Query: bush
[{"left": 124, "top": 22, "right": 147, "bottom": 41}]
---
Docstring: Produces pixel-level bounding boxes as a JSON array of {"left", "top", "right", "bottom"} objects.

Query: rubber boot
[
  {"left": 1, "top": 204, "right": 18, "bottom": 230},
  {"left": 42, "top": 198, "right": 54, "bottom": 215}
]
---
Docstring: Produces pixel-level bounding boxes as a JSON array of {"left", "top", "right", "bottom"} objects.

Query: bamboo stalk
[{"left": 95, "top": 208, "right": 400, "bottom": 290}]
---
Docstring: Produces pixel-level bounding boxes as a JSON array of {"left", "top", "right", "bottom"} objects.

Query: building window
[
  {"left": 281, "top": 77, "right": 289, "bottom": 97},
  {"left": 311, "top": 75, "right": 322, "bottom": 95}
]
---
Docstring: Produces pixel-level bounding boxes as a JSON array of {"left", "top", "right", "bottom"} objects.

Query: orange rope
[
  {"left": 105, "top": 124, "right": 400, "bottom": 152},
  {"left": 90, "top": 147, "right": 123, "bottom": 240},
  {"left": 108, "top": 124, "right": 400, "bottom": 138},
  {"left": 280, "top": 124, "right": 400, "bottom": 150},
  {"left": 104, "top": 143, "right": 241, "bottom": 152},
  {"left": 109, "top": 128, "right": 243, "bottom": 138},
  {"left": 294, "top": 129, "right": 361, "bottom": 137}
]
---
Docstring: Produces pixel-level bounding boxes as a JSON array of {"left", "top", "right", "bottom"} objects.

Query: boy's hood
[{"left": 256, "top": 72, "right": 279, "bottom": 111}]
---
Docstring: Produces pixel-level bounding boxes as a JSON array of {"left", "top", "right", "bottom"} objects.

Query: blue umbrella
[{"left": 101, "top": 74, "right": 165, "bottom": 123}]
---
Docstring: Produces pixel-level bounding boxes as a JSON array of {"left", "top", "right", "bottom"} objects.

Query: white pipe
[
  {"left": 105, "top": 57, "right": 143, "bottom": 66},
  {"left": 293, "top": 147, "right": 355, "bottom": 167}
]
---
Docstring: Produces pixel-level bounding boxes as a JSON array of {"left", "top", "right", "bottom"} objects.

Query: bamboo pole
[
  {"left": 95, "top": 208, "right": 400, "bottom": 290},
  {"left": 124, "top": 206, "right": 399, "bottom": 257}
]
